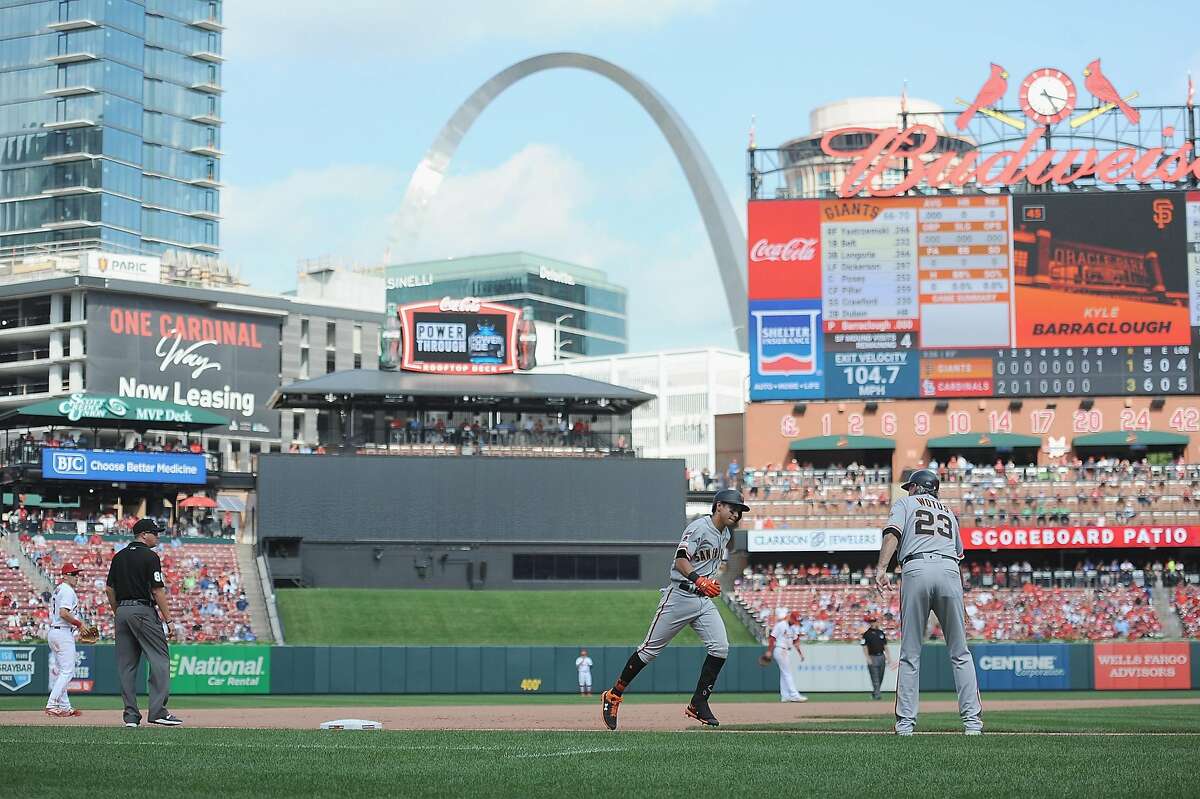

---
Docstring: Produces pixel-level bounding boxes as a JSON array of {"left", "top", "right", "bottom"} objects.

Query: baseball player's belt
[
  {"left": 901, "top": 552, "right": 960, "bottom": 565},
  {"left": 671, "top": 580, "right": 709, "bottom": 596}
]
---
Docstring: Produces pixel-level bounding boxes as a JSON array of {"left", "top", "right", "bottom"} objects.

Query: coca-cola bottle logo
[{"left": 750, "top": 238, "right": 818, "bottom": 262}]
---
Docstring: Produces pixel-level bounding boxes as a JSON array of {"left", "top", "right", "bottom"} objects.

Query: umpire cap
[
  {"left": 712, "top": 488, "right": 750, "bottom": 512},
  {"left": 132, "top": 517, "right": 166, "bottom": 537},
  {"left": 901, "top": 468, "right": 940, "bottom": 497}
]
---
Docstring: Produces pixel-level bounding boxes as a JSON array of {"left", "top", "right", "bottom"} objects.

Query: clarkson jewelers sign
[{"left": 821, "top": 59, "right": 1200, "bottom": 197}]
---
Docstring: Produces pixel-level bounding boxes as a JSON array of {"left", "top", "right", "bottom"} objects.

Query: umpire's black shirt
[
  {"left": 106, "top": 541, "right": 165, "bottom": 602},
  {"left": 862, "top": 627, "right": 887, "bottom": 655}
]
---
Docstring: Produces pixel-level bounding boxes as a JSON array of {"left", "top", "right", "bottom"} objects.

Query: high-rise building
[
  {"left": 0, "top": 0, "right": 223, "bottom": 259},
  {"left": 383, "top": 252, "right": 628, "bottom": 359}
]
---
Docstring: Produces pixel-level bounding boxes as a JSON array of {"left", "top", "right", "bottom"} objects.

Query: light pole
[{"left": 554, "top": 313, "right": 574, "bottom": 361}]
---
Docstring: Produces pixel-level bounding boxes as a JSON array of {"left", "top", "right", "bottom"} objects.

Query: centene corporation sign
[{"left": 819, "top": 59, "right": 1200, "bottom": 197}]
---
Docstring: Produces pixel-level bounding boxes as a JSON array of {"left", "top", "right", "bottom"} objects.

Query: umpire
[
  {"left": 105, "top": 518, "right": 183, "bottom": 727},
  {"left": 860, "top": 616, "right": 890, "bottom": 700}
]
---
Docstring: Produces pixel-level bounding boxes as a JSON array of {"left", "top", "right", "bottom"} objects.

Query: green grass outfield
[
  {"left": 276, "top": 588, "right": 759, "bottom": 645},
  {"left": 3, "top": 689, "right": 1199, "bottom": 710},
  {"left": 4, "top": 704, "right": 1200, "bottom": 798}
]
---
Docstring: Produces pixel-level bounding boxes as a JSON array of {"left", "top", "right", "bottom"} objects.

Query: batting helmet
[
  {"left": 901, "top": 468, "right": 940, "bottom": 497},
  {"left": 712, "top": 488, "right": 750, "bottom": 512}
]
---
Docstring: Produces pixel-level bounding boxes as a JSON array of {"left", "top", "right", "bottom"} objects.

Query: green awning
[
  {"left": 1073, "top": 430, "right": 1189, "bottom": 447},
  {"left": 0, "top": 393, "right": 228, "bottom": 432},
  {"left": 1, "top": 492, "right": 80, "bottom": 509},
  {"left": 788, "top": 435, "right": 895, "bottom": 451},
  {"left": 927, "top": 433, "right": 1042, "bottom": 449}
]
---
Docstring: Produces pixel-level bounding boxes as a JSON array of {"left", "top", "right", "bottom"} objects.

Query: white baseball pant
[{"left": 46, "top": 627, "right": 76, "bottom": 710}]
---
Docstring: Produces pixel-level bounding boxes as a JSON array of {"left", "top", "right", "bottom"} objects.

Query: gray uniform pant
[
  {"left": 866, "top": 653, "right": 887, "bottom": 698},
  {"left": 635, "top": 585, "right": 729, "bottom": 664},
  {"left": 115, "top": 604, "right": 171, "bottom": 724},
  {"left": 896, "top": 558, "right": 982, "bottom": 732}
]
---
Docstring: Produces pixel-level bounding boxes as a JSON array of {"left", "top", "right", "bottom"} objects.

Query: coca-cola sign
[
  {"left": 750, "top": 237, "right": 818, "bottom": 262},
  {"left": 439, "top": 296, "right": 482, "bottom": 313},
  {"left": 747, "top": 200, "right": 822, "bottom": 300}
]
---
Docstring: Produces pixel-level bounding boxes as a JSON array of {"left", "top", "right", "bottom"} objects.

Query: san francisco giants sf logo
[{"left": 1152, "top": 198, "right": 1174, "bottom": 230}]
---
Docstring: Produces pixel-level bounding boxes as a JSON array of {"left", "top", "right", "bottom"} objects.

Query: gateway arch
[{"left": 393, "top": 52, "right": 748, "bottom": 351}]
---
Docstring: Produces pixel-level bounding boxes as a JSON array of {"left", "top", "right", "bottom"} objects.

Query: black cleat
[
  {"left": 685, "top": 703, "right": 719, "bottom": 727},
  {"left": 601, "top": 690, "right": 622, "bottom": 730}
]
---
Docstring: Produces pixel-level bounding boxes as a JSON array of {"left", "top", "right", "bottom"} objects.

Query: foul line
[{"left": 716, "top": 729, "right": 1200, "bottom": 737}]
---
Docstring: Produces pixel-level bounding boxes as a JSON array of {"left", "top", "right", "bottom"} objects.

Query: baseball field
[{"left": 4, "top": 692, "right": 1200, "bottom": 797}]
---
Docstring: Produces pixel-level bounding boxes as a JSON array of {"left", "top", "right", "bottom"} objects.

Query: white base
[{"left": 319, "top": 718, "right": 384, "bottom": 731}]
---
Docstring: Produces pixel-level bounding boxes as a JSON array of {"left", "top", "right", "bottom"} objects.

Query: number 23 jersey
[{"left": 885, "top": 495, "right": 963, "bottom": 562}]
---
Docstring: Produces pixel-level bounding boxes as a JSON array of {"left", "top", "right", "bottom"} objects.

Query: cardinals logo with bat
[{"left": 955, "top": 59, "right": 1138, "bottom": 131}]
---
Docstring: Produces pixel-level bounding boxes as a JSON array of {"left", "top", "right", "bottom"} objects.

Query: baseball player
[
  {"left": 45, "top": 563, "right": 88, "bottom": 717},
  {"left": 576, "top": 649, "right": 593, "bottom": 696},
  {"left": 601, "top": 488, "right": 747, "bottom": 729},
  {"left": 875, "top": 468, "right": 982, "bottom": 735},
  {"left": 764, "top": 610, "right": 807, "bottom": 702}
]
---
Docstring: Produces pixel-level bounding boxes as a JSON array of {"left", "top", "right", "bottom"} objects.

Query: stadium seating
[
  {"left": 15, "top": 537, "right": 257, "bottom": 643},
  {"left": 732, "top": 579, "right": 1163, "bottom": 642},
  {"left": 1, "top": 555, "right": 43, "bottom": 641},
  {"left": 1174, "top": 586, "right": 1200, "bottom": 638}
]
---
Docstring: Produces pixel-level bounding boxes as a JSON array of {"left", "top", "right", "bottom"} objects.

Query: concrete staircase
[
  {"left": 3, "top": 531, "right": 53, "bottom": 596},
  {"left": 236, "top": 542, "right": 275, "bottom": 643},
  {"left": 1152, "top": 581, "right": 1184, "bottom": 638}
]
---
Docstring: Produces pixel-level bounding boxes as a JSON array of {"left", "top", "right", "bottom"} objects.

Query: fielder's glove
[
  {"left": 693, "top": 576, "right": 721, "bottom": 597},
  {"left": 758, "top": 652, "right": 773, "bottom": 667},
  {"left": 77, "top": 625, "right": 100, "bottom": 643}
]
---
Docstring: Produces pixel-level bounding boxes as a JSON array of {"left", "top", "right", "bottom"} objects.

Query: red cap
[{"left": 61, "top": 563, "right": 82, "bottom": 576}]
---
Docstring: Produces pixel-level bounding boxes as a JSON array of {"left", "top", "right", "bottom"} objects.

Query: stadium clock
[{"left": 1019, "top": 68, "right": 1077, "bottom": 125}]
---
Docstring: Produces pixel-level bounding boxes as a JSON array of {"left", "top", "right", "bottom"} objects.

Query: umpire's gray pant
[
  {"left": 866, "top": 653, "right": 887, "bottom": 698},
  {"left": 115, "top": 603, "right": 171, "bottom": 724},
  {"left": 896, "top": 557, "right": 982, "bottom": 733}
]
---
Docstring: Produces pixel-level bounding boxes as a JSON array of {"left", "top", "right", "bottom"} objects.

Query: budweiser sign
[
  {"left": 750, "top": 237, "right": 818, "bottom": 262},
  {"left": 824, "top": 124, "right": 1200, "bottom": 198}
]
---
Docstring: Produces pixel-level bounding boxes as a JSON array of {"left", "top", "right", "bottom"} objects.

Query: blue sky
[{"left": 219, "top": 0, "right": 1199, "bottom": 351}]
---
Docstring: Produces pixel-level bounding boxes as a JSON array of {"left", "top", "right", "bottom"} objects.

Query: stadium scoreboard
[{"left": 749, "top": 189, "right": 1200, "bottom": 401}]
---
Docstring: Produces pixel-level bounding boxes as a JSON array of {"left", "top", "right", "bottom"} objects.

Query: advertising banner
[
  {"left": 785, "top": 642, "right": 900, "bottom": 693},
  {"left": 398, "top": 298, "right": 519, "bottom": 375},
  {"left": 0, "top": 646, "right": 38, "bottom": 693},
  {"left": 169, "top": 645, "right": 270, "bottom": 694},
  {"left": 748, "top": 527, "right": 881, "bottom": 553},
  {"left": 85, "top": 294, "right": 281, "bottom": 437},
  {"left": 747, "top": 199, "right": 822, "bottom": 300},
  {"left": 974, "top": 643, "right": 1072, "bottom": 690},
  {"left": 1094, "top": 642, "right": 1191, "bottom": 690},
  {"left": 68, "top": 646, "right": 95, "bottom": 693},
  {"left": 83, "top": 251, "right": 161, "bottom": 284},
  {"left": 42, "top": 448, "right": 206, "bottom": 484},
  {"left": 963, "top": 525, "right": 1200, "bottom": 550},
  {"left": 749, "top": 299, "right": 824, "bottom": 400}
]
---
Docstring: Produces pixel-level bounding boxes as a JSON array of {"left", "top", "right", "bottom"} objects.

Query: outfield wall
[{"left": 3, "top": 643, "right": 1197, "bottom": 696}]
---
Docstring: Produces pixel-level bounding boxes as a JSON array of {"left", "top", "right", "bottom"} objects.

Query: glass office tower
[{"left": 0, "top": 0, "right": 222, "bottom": 259}]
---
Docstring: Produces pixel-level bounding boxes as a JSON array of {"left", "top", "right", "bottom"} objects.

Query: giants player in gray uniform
[
  {"left": 601, "top": 488, "right": 748, "bottom": 729},
  {"left": 874, "top": 468, "right": 983, "bottom": 735}
]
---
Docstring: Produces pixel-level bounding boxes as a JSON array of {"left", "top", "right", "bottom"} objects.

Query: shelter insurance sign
[{"left": 86, "top": 295, "right": 281, "bottom": 437}]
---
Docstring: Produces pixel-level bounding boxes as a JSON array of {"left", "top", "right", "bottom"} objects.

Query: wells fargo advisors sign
[
  {"left": 397, "top": 297, "right": 520, "bottom": 375},
  {"left": 821, "top": 59, "right": 1199, "bottom": 198},
  {"left": 86, "top": 294, "right": 281, "bottom": 437}
]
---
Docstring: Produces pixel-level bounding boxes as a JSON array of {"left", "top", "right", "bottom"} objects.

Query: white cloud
[
  {"left": 223, "top": 163, "right": 404, "bottom": 290},
  {"left": 224, "top": 0, "right": 720, "bottom": 61}
]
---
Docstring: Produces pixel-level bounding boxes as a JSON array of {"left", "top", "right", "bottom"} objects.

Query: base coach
[{"left": 105, "top": 518, "right": 183, "bottom": 727}]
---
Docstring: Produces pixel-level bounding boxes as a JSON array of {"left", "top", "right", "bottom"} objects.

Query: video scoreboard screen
[{"left": 748, "top": 190, "right": 1200, "bottom": 400}]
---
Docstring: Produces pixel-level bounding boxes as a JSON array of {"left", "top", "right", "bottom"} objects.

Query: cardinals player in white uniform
[
  {"left": 46, "top": 563, "right": 86, "bottom": 717},
  {"left": 766, "top": 610, "right": 807, "bottom": 702},
  {"left": 575, "top": 648, "right": 593, "bottom": 696}
]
